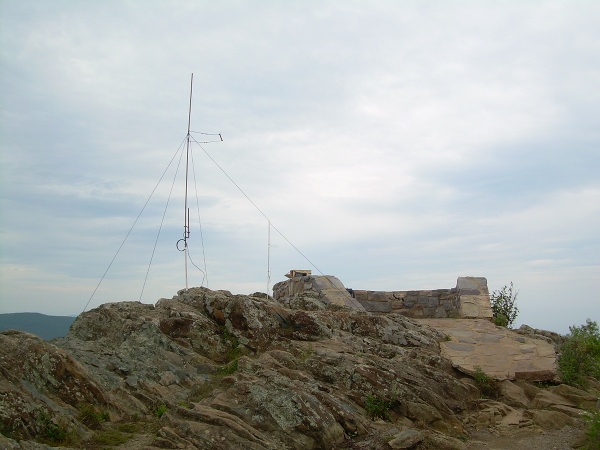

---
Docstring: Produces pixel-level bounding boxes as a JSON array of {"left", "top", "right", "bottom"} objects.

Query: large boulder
[
  {"left": 50, "top": 288, "right": 473, "bottom": 448},
  {"left": 272, "top": 275, "right": 366, "bottom": 311},
  {"left": 0, "top": 330, "right": 106, "bottom": 442}
]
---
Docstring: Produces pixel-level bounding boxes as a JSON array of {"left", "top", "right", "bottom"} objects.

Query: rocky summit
[{"left": 0, "top": 286, "right": 598, "bottom": 449}]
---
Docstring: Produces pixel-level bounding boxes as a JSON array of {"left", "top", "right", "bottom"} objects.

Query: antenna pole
[
  {"left": 184, "top": 73, "right": 193, "bottom": 290},
  {"left": 267, "top": 220, "right": 271, "bottom": 298}
]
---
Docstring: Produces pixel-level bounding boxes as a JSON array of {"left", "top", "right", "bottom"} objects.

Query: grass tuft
[
  {"left": 472, "top": 366, "right": 498, "bottom": 398},
  {"left": 364, "top": 394, "right": 394, "bottom": 421}
]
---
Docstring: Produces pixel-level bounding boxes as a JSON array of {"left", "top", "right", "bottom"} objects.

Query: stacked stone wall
[
  {"left": 273, "top": 274, "right": 492, "bottom": 320},
  {"left": 352, "top": 289, "right": 460, "bottom": 318}
]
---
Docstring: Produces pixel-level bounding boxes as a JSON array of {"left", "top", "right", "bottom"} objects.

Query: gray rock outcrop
[
  {"left": 0, "top": 287, "right": 596, "bottom": 449},
  {"left": 273, "top": 274, "right": 366, "bottom": 311}
]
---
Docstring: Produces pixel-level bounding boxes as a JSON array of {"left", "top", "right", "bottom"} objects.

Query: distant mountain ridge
[{"left": 0, "top": 312, "right": 75, "bottom": 340}]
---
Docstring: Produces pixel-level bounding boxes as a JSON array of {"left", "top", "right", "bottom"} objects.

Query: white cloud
[{"left": 1, "top": 1, "right": 599, "bottom": 334}]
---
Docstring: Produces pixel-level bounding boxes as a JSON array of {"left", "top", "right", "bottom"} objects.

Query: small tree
[
  {"left": 558, "top": 319, "right": 600, "bottom": 388},
  {"left": 490, "top": 282, "right": 519, "bottom": 328}
]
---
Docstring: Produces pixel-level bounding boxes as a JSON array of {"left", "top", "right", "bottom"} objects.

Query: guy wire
[
  {"left": 139, "top": 140, "right": 187, "bottom": 301},
  {"left": 82, "top": 136, "right": 187, "bottom": 312}
]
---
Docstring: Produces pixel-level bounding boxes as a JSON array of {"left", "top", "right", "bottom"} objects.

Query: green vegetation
[
  {"left": 558, "top": 319, "right": 600, "bottom": 388},
  {"left": 220, "top": 326, "right": 242, "bottom": 361},
  {"left": 490, "top": 282, "right": 519, "bottom": 328},
  {"left": 472, "top": 366, "right": 498, "bottom": 398},
  {"left": 154, "top": 404, "right": 168, "bottom": 418},
  {"left": 37, "top": 411, "right": 74, "bottom": 445},
  {"left": 364, "top": 394, "right": 394, "bottom": 421},
  {"left": 77, "top": 403, "right": 110, "bottom": 429},
  {"left": 42, "top": 421, "right": 70, "bottom": 443},
  {"left": 582, "top": 411, "right": 600, "bottom": 450}
]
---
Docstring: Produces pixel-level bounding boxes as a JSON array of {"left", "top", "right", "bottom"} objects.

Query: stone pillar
[{"left": 457, "top": 277, "right": 493, "bottom": 319}]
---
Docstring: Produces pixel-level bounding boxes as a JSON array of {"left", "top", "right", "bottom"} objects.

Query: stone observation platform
[{"left": 273, "top": 272, "right": 558, "bottom": 381}]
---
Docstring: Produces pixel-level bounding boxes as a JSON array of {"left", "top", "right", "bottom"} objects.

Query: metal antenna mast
[
  {"left": 183, "top": 73, "right": 193, "bottom": 290},
  {"left": 267, "top": 220, "right": 271, "bottom": 298},
  {"left": 176, "top": 74, "right": 223, "bottom": 291}
]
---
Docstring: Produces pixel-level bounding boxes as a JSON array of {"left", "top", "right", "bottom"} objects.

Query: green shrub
[
  {"left": 154, "top": 404, "right": 168, "bottom": 418},
  {"left": 558, "top": 319, "right": 600, "bottom": 388},
  {"left": 490, "top": 282, "right": 519, "bottom": 328},
  {"left": 582, "top": 410, "right": 600, "bottom": 450},
  {"left": 44, "top": 421, "right": 69, "bottom": 443},
  {"left": 364, "top": 394, "right": 393, "bottom": 421},
  {"left": 37, "top": 411, "right": 73, "bottom": 444},
  {"left": 492, "top": 312, "right": 508, "bottom": 327},
  {"left": 472, "top": 366, "right": 498, "bottom": 398}
]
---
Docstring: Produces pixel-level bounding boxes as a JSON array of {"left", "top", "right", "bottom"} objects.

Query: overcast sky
[{"left": 1, "top": 1, "right": 598, "bottom": 334}]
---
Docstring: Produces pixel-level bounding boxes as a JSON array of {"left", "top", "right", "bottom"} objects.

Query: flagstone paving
[{"left": 418, "top": 318, "right": 557, "bottom": 381}]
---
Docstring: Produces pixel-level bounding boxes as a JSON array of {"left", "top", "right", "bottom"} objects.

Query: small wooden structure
[{"left": 285, "top": 270, "right": 312, "bottom": 278}]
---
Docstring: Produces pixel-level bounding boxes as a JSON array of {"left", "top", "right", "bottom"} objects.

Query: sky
[{"left": 0, "top": 1, "right": 598, "bottom": 334}]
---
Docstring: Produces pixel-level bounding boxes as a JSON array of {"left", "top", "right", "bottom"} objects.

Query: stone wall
[
  {"left": 353, "top": 276, "right": 493, "bottom": 319},
  {"left": 273, "top": 273, "right": 493, "bottom": 320},
  {"left": 352, "top": 288, "right": 459, "bottom": 318}
]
